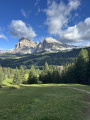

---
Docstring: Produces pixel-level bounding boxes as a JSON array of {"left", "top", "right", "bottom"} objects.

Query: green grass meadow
[{"left": 0, "top": 83, "right": 90, "bottom": 120}]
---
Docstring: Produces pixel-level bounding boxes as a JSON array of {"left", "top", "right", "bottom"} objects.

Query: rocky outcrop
[
  {"left": 15, "top": 37, "right": 37, "bottom": 50},
  {"left": 4, "top": 37, "right": 75, "bottom": 54},
  {"left": 6, "top": 38, "right": 37, "bottom": 54},
  {"left": 35, "top": 37, "right": 72, "bottom": 53}
]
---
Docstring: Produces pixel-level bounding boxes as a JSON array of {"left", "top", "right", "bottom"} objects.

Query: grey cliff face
[
  {"left": 15, "top": 38, "right": 37, "bottom": 49},
  {"left": 35, "top": 37, "right": 72, "bottom": 53},
  {"left": 4, "top": 37, "right": 75, "bottom": 54},
  {"left": 6, "top": 38, "right": 37, "bottom": 54}
]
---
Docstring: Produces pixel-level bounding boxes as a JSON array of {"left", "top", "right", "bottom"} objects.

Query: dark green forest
[
  {"left": 0, "top": 46, "right": 90, "bottom": 69},
  {"left": 0, "top": 48, "right": 90, "bottom": 86}
]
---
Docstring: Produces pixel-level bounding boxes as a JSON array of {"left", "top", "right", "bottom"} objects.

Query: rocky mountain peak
[
  {"left": 19, "top": 37, "right": 27, "bottom": 42},
  {"left": 35, "top": 37, "right": 72, "bottom": 53},
  {"left": 4, "top": 37, "right": 75, "bottom": 54},
  {"left": 6, "top": 38, "right": 37, "bottom": 54},
  {"left": 44, "top": 37, "right": 62, "bottom": 44},
  {"left": 15, "top": 38, "right": 37, "bottom": 49}
]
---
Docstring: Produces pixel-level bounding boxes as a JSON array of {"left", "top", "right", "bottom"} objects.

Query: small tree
[
  {"left": 28, "top": 65, "right": 39, "bottom": 84},
  {"left": 39, "top": 62, "right": 50, "bottom": 83},
  {"left": 13, "top": 68, "right": 20, "bottom": 85},
  {"left": 0, "top": 71, "right": 4, "bottom": 85},
  {"left": 52, "top": 66, "right": 61, "bottom": 83},
  {"left": 19, "top": 66, "right": 25, "bottom": 83},
  {"left": 44, "top": 62, "right": 49, "bottom": 72}
]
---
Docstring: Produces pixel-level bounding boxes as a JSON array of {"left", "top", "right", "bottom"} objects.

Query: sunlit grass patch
[
  {"left": 0, "top": 84, "right": 89, "bottom": 120},
  {"left": 2, "top": 78, "right": 13, "bottom": 86}
]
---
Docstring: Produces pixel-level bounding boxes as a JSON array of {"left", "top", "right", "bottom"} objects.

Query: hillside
[{"left": 0, "top": 47, "right": 90, "bottom": 68}]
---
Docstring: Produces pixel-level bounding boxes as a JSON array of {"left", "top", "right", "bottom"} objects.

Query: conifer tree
[
  {"left": 28, "top": 65, "right": 39, "bottom": 84},
  {"left": 75, "top": 49, "right": 89, "bottom": 84},
  {"left": 44, "top": 62, "right": 49, "bottom": 72},
  {"left": 19, "top": 65, "right": 25, "bottom": 83},
  {"left": 13, "top": 68, "right": 20, "bottom": 85},
  {"left": 61, "top": 49, "right": 89, "bottom": 84},
  {"left": 0, "top": 65, "right": 2, "bottom": 71},
  {"left": 40, "top": 62, "right": 50, "bottom": 83},
  {"left": 86, "top": 55, "right": 90, "bottom": 85},
  {"left": 52, "top": 66, "right": 61, "bottom": 83},
  {"left": 0, "top": 71, "right": 4, "bottom": 85},
  {"left": 0, "top": 65, "right": 4, "bottom": 85}
]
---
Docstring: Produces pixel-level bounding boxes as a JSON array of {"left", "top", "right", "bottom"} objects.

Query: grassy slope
[{"left": 0, "top": 84, "right": 90, "bottom": 120}]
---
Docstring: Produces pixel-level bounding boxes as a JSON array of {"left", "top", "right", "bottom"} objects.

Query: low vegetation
[{"left": 0, "top": 84, "right": 90, "bottom": 120}]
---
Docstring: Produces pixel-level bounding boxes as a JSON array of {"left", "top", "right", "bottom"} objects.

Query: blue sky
[{"left": 0, "top": 0, "right": 90, "bottom": 50}]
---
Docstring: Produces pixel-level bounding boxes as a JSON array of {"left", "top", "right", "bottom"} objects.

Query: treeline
[
  {"left": 0, "top": 66, "right": 29, "bottom": 85},
  {"left": 1, "top": 46, "right": 90, "bottom": 69},
  {"left": 0, "top": 49, "right": 90, "bottom": 85},
  {"left": 27, "top": 49, "right": 90, "bottom": 85},
  {"left": 0, "top": 48, "right": 79, "bottom": 68},
  {"left": 62, "top": 49, "right": 90, "bottom": 85},
  {"left": 0, "top": 66, "right": 15, "bottom": 85}
]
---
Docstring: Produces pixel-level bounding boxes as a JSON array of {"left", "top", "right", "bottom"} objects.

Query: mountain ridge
[
  {"left": 35, "top": 37, "right": 73, "bottom": 53},
  {"left": 2, "top": 37, "right": 76, "bottom": 54}
]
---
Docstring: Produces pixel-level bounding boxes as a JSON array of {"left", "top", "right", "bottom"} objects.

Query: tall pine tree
[
  {"left": 75, "top": 49, "right": 89, "bottom": 84},
  {"left": 13, "top": 67, "right": 20, "bottom": 85},
  {"left": 19, "top": 66, "right": 25, "bottom": 83},
  {"left": 28, "top": 65, "right": 39, "bottom": 84}
]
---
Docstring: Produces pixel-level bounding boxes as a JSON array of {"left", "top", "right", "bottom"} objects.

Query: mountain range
[
  {"left": 4, "top": 37, "right": 76, "bottom": 54},
  {"left": 0, "top": 37, "right": 90, "bottom": 68}
]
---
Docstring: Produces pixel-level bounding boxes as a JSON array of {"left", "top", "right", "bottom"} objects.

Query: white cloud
[
  {"left": 0, "top": 34, "right": 7, "bottom": 39},
  {"left": 44, "top": 0, "right": 90, "bottom": 44},
  {"left": 38, "top": 8, "right": 41, "bottom": 13},
  {"left": 35, "top": 0, "right": 40, "bottom": 6},
  {"left": 9, "top": 20, "right": 36, "bottom": 40},
  {"left": 47, "top": 0, "right": 52, "bottom": 5},
  {"left": 36, "top": 7, "right": 41, "bottom": 15},
  {"left": 59, "top": 17, "right": 90, "bottom": 43},
  {"left": 68, "top": 0, "right": 80, "bottom": 11},
  {"left": 21, "top": 9, "right": 27, "bottom": 18},
  {"left": 45, "top": 0, "right": 80, "bottom": 34}
]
